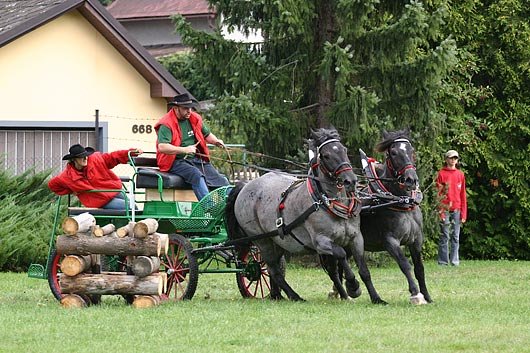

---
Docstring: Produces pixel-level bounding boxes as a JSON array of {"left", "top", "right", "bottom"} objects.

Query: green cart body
[{"left": 28, "top": 150, "right": 270, "bottom": 302}]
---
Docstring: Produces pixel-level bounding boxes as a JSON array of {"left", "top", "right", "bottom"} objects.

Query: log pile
[{"left": 57, "top": 213, "right": 168, "bottom": 308}]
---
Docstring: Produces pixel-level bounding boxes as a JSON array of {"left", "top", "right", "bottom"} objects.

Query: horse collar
[{"left": 307, "top": 177, "right": 360, "bottom": 219}]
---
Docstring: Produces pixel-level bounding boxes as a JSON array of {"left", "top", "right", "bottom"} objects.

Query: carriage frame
[{"left": 28, "top": 148, "right": 270, "bottom": 302}]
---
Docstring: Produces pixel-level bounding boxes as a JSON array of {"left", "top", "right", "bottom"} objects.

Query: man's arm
[
  {"left": 205, "top": 133, "right": 225, "bottom": 148},
  {"left": 158, "top": 143, "right": 197, "bottom": 155}
]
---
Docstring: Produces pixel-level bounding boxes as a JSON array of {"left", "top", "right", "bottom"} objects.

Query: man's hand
[
  {"left": 184, "top": 142, "right": 200, "bottom": 154},
  {"left": 130, "top": 148, "right": 143, "bottom": 157},
  {"left": 215, "top": 139, "right": 225, "bottom": 148}
]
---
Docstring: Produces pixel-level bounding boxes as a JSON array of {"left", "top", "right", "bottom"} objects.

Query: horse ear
[{"left": 382, "top": 129, "right": 389, "bottom": 139}]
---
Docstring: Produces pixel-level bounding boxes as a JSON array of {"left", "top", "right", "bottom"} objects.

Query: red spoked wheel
[
  {"left": 236, "top": 246, "right": 271, "bottom": 298},
  {"left": 47, "top": 249, "right": 64, "bottom": 301},
  {"left": 161, "top": 234, "right": 199, "bottom": 300},
  {"left": 47, "top": 249, "right": 97, "bottom": 304}
]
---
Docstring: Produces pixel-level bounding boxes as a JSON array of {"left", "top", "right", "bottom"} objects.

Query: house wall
[{"left": 0, "top": 10, "right": 167, "bottom": 175}]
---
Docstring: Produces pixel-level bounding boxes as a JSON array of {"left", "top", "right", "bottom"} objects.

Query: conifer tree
[{"left": 172, "top": 0, "right": 457, "bottom": 158}]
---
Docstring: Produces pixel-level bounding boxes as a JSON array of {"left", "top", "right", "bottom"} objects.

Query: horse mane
[
  {"left": 308, "top": 127, "right": 341, "bottom": 151},
  {"left": 375, "top": 128, "right": 411, "bottom": 153}
]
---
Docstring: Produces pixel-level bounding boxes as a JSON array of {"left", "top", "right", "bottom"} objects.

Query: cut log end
[
  {"left": 132, "top": 295, "right": 161, "bottom": 308},
  {"left": 60, "top": 294, "right": 88, "bottom": 308},
  {"left": 133, "top": 219, "right": 159, "bottom": 239}
]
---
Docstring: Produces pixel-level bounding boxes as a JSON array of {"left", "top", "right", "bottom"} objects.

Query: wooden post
[
  {"left": 60, "top": 272, "right": 164, "bottom": 296},
  {"left": 131, "top": 256, "right": 161, "bottom": 278},
  {"left": 93, "top": 224, "right": 116, "bottom": 237},
  {"left": 60, "top": 255, "right": 93, "bottom": 277},
  {"left": 116, "top": 221, "right": 135, "bottom": 238},
  {"left": 56, "top": 233, "right": 162, "bottom": 257},
  {"left": 133, "top": 219, "right": 159, "bottom": 239},
  {"left": 61, "top": 212, "right": 96, "bottom": 235}
]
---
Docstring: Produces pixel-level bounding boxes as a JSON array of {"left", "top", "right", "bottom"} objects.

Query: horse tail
[{"left": 224, "top": 181, "right": 248, "bottom": 243}]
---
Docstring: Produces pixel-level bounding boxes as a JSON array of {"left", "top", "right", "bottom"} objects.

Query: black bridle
[
  {"left": 312, "top": 138, "right": 353, "bottom": 187},
  {"left": 385, "top": 138, "right": 417, "bottom": 187}
]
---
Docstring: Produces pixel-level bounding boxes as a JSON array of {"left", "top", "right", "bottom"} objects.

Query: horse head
[
  {"left": 309, "top": 127, "right": 357, "bottom": 193},
  {"left": 377, "top": 129, "right": 419, "bottom": 192}
]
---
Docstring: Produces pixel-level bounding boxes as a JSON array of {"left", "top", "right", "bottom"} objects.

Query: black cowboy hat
[
  {"left": 62, "top": 144, "right": 95, "bottom": 160},
  {"left": 168, "top": 93, "right": 198, "bottom": 108}
]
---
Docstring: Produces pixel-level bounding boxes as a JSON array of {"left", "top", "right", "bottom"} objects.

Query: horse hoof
[
  {"left": 328, "top": 291, "right": 340, "bottom": 300},
  {"left": 348, "top": 287, "right": 362, "bottom": 299},
  {"left": 410, "top": 293, "right": 428, "bottom": 305},
  {"left": 373, "top": 298, "right": 388, "bottom": 305}
]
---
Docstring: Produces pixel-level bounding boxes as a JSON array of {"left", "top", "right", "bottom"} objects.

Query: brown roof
[
  {"left": 0, "top": 0, "right": 190, "bottom": 99},
  {"left": 0, "top": 0, "right": 70, "bottom": 36},
  {"left": 107, "top": 0, "right": 215, "bottom": 20}
]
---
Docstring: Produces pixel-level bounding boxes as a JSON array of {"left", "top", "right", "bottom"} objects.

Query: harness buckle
[{"left": 276, "top": 217, "right": 284, "bottom": 228}]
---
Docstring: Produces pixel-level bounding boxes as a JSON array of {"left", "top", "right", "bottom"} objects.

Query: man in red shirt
[
  {"left": 154, "top": 93, "right": 229, "bottom": 201},
  {"left": 48, "top": 144, "right": 142, "bottom": 209},
  {"left": 436, "top": 149, "right": 468, "bottom": 266}
]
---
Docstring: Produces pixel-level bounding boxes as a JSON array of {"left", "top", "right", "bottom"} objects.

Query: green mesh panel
[{"left": 169, "top": 186, "right": 231, "bottom": 231}]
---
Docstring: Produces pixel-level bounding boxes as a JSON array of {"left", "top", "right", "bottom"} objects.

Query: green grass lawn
[{"left": 0, "top": 260, "right": 529, "bottom": 353}]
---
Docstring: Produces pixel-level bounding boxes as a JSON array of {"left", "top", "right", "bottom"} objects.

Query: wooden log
[
  {"left": 56, "top": 233, "right": 162, "bottom": 257},
  {"left": 116, "top": 221, "right": 135, "bottom": 238},
  {"left": 133, "top": 219, "right": 159, "bottom": 239},
  {"left": 132, "top": 295, "right": 161, "bottom": 308},
  {"left": 131, "top": 256, "right": 161, "bottom": 278},
  {"left": 157, "top": 233, "right": 169, "bottom": 256},
  {"left": 60, "top": 272, "right": 163, "bottom": 296},
  {"left": 61, "top": 212, "right": 96, "bottom": 235},
  {"left": 93, "top": 224, "right": 116, "bottom": 237},
  {"left": 60, "top": 294, "right": 88, "bottom": 308},
  {"left": 160, "top": 271, "right": 167, "bottom": 294},
  {"left": 60, "top": 255, "right": 93, "bottom": 277}
]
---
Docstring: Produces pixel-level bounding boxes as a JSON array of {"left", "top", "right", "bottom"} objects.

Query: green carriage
[{"left": 28, "top": 150, "right": 270, "bottom": 302}]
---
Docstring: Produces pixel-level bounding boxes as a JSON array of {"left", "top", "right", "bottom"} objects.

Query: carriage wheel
[
  {"left": 47, "top": 249, "right": 64, "bottom": 301},
  {"left": 47, "top": 250, "right": 97, "bottom": 304},
  {"left": 161, "top": 234, "right": 199, "bottom": 300},
  {"left": 236, "top": 246, "right": 271, "bottom": 298},
  {"left": 48, "top": 250, "right": 134, "bottom": 304}
]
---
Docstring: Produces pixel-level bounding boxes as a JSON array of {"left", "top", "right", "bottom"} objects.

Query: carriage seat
[
  {"left": 132, "top": 157, "right": 197, "bottom": 201},
  {"left": 67, "top": 207, "right": 141, "bottom": 216}
]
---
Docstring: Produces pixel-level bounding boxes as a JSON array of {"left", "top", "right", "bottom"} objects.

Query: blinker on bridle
[
  {"left": 314, "top": 138, "right": 353, "bottom": 185},
  {"left": 385, "top": 138, "right": 416, "bottom": 186}
]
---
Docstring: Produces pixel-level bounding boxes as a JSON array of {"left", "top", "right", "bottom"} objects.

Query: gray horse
[
  {"left": 357, "top": 128, "right": 432, "bottom": 304},
  {"left": 225, "top": 128, "right": 382, "bottom": 301}
]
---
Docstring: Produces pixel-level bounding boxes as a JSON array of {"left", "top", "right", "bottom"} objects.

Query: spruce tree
[{"left": 172, "top": 0, "right": 457, "bottom": 159}]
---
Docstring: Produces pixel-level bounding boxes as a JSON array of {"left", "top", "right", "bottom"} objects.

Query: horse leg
[
  {"left": 257, "top": 242, "right": 304, "bottom": 301},
  {"left": 320, "top": 255, "right": 350, "bottom": 300},
  {"left": 348, "top": 237, "right": 387, "bottom": 305},
  {"left": 409, "top": 242, "right": 432, "bottom": 303},
  {"left": 384, "top": 235, "right": 425, "bottom": 304},
  {"left": 268, "top": 256, "right": 286, "bottom": 300}
]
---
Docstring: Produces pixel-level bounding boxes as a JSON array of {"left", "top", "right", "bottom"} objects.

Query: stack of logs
[{"left": 56, "top": 212, "right": 169, "bottom": 309}]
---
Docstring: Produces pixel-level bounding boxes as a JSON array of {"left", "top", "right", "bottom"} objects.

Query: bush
[{"left": 0, "top": 167, "right": 60, "bottom": 271}]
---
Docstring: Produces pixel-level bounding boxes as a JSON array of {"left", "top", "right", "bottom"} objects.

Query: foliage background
[
  {"left": 159, "top": 0, "right": 530, "bottom": 260},
  {"left": 0, "top": 167, "right": 58, "bottom": 271},
  {"left": 1, "top": 0, "right": 529, "bottom": 271}
]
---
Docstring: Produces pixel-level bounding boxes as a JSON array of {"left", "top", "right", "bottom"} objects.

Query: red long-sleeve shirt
[
  {"left": 48, "top": 150, "right": 132, "bottom": 208},
  {"left": 436, "top": 167, "right": 467, "bottom": 220}
]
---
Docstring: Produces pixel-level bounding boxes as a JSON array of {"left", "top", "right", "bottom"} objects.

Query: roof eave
[{"left": 0, "top": 0, "right": 188, "bottom": 100}]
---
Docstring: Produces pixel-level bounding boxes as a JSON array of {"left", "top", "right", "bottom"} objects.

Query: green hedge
[{"left": 0, "top": 167, "right": 59, "bottom": 272}]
